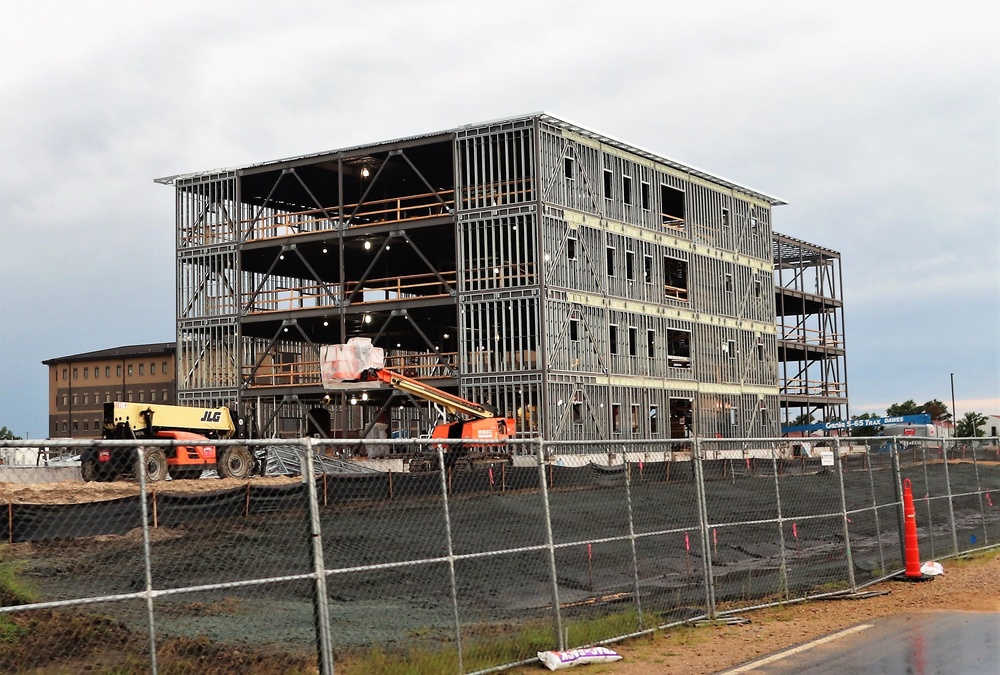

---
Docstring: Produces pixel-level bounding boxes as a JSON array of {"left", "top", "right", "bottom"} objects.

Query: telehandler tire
[
  {"left": 134, "top": 448, "right": 168, "bottom": 482},
  {"left": 218, "top": 446, "right": 252, "bottom": 479}
]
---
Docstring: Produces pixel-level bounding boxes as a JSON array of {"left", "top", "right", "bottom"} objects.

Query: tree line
[{"left": 791, "top": 400, "right": 990, "bottom": 438}]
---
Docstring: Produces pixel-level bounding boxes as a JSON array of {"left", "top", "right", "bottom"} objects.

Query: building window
[
  {"left": 150, "top": 390, "right": 156, "bottom": 402},
  {"left": 756, "top": 340, "right": 765, "bottom": 361},
  {"left": 139, "top": 391, "right": 144, "bottom": 402},
  {"left": 62, "top": 422, "right": 68, "bottom": 432},
  {"left": 727, "top": 340, "right": 736, "bottom": 359},
  {"left": 567, "top": 237, "right": 577, "bottom": 261},
  {"left": 150, "top": 362, "right": 156, "bottom": 375},
  {"left": 139, "top": 364, "right": 144, "bottom": 376},
  {"left": 162, "top": 361, "right": 168, "bottom": 375},
  {"left": 641, "top": 182, "right": 650, "bottom": 210},
  {"left": 94, "top": 366, "right": 99, "bottom": 379},
  {"left": 572, "top": 402, "right": 583, "bottom": 425},
  {"left": 105, "top": 366, "right": 111, "bottom": 378},
  {"left": 603, "top": 169, "right": 613, "bottom": 200},
  {"left": 61, "top": 394, "right": 68, "bottom": 407},
  {"left": 644, "top": 255, "right": 653, "bottom": 284},
  {"left": 730, "top": 407, "right": 738, "bottom": 426},
  {"left": 564, "top": 155, "right": 574, "bottom": 179},
  {"left": 128, "top": 365, "right": 133, "bottom": 376},
  {"left": 606, "top": 246, "right": 616, "bottom": 277},
  {"left": 115, "top": 392, "right": 121, "bottom": 402},
  {"left": 661, "top": 184, "right": 686, "bottom": 226},
  {"left": 105, "top": 393, "right": 111, "bottom": 403},
  {"left": 667, "top": 330, "right": 691, "bottom": 368},
  {"left": 664, "top": 257, "right": 688, "bottom": 299},
  {"left": 625, "top": 251, "right": 635, "bottom": 281},
  {"left": 72, "top": 394, "right": 78, "bottom": 405},
  {"left": 650, "top": 405, "right": 659, "bottom": 434},
  {"left": 612, "top": 404, "right": 622, "bottom": 434},
  {"left": 83, "top": 421, "right": 89, "bottom": 431},
  {"left": 62, "top": 368, "right": 68, "bottom": 380},
  {"left": 724, "top": 273, "right": 733, "bottom": 293},
  {"left": 722, "top": 208, "right": 730, "bottom": 229},
  {"left": 162, "top": 389, "right": 168, "bottom": 402},
  {"left": 628, "top": 327, "right": 638, "bottom": 357},
  {"left": 609, "top": 324, "right": 619, "bottom": 355},
  {"left": 116, "top": 365, "right": 122, "bottom": 377},
  {"left": 622, "top": 174, "right": 633, "bottom": 205},
  {"left": 73, "top": 421, "right": 78, "bottom": 431},
  {"left": 631, "top": 405, "right": 640, "bottom": 434},
  {"left": 83, "top": 394, "right": 89, "bottom": 405},
  {"left": 754, "top": 277, "right": 762, "bottom": 298},
  {"left": 647, "top": 330, "right": 656, "bottom": 358},
  {"left": 749, "top": 209, "right": 759, "bottom": 234},
  {"left": 73, "top": 368, "right": 78, "bottom": 380},
  {"left": 570, "top": 319, "right": 579, "bottom": 342}
]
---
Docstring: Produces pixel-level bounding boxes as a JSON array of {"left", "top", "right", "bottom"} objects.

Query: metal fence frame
[{"left": 0, "top": 435, "right": 997, "bottom": 674}]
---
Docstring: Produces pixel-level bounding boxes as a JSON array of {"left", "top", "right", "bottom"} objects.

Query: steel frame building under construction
[{"left": 156, "top": 113, "right": 848, "bottom": 441}]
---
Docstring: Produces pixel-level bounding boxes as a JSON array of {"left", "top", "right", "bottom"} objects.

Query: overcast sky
[{"left": 1, "top": 1, "right": 997, "bottom": 438}]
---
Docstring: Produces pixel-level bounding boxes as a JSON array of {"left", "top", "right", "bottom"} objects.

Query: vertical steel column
[
  {"left": 623, "top": 455, "right": 644, "bottom": 630},
  {"left": 537, "top": 438, "right": 564, "bottom": 650},
  {"left": 938, "top": 438, "right": 959, "bottom": 555},
  {"left": 304, "top": 440, "right": 334, "bottom": 675},
  {"left": 435, "top": 445, "right": 465, "bottom": 673},
  {"left": 693, "top": 437, "right": 716, "bottom": 617},
  {"left": 136, "top": 447, "right": 159, "bottom": 674},
  {"left": 770, "top": 441, "right": 789, "bottom": 600},
  {"left": 834, "top": 439, "right": 857, "bottom": 593}
]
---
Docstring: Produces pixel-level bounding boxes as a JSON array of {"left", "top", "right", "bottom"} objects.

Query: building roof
[
  {"left": 42, "top": 342, "right": 176, "bottom": 365},
  {"left": 154, "top": 112, "right": 784, "bottom": 205}
]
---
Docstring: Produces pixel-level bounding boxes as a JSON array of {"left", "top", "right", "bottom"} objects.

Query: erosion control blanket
[{"left": 320, "top": 337, "right": 385, "bottom": 385}]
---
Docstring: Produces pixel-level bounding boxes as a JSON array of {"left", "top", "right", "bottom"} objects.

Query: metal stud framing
[{"left": 164, "top": 114, "right": 841, "bottom": 440}]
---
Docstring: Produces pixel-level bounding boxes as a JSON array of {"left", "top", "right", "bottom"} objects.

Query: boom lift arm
[{"left": 358, "top": 368, "right": 497, "bottom": 420}]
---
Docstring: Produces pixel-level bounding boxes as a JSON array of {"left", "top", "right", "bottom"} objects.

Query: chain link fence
[{"left": 0, "top": 435, "right": 997, "bottom": 673}]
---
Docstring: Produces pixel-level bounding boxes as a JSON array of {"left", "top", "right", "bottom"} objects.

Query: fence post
[
  {"left": 939, "top": 439, "right": 959, "bottom": 555},
  {"left": 834, "top": 438, "right": 857, "bottom": 593},
  {"left": 303, "top": 441, "right": 334, "bottom": 675},
  {"left": 623, "top": 452, "right": 644, "bottom": 630},
  {"left": 135, "top": 446, "right": 159, "bottom": 674},
  {"left": 770, "top": 441, "right": 789, "bottom": 601},
  {"left": 537, "top": 438, "right": 564, "bottom": 650},
  {"left": 693, "top": 437, "right": 716, "bottom": 619},
  {"left": 435, "top": 445, "right": 465, "bottom": 673}
]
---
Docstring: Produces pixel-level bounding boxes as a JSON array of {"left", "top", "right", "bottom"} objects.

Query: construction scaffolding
[
  {"left": 158, "top": 114, "right": 840, "bottom": 441},
  {"left": 773, "top": 232, "right": 849, "bottom": 426}
]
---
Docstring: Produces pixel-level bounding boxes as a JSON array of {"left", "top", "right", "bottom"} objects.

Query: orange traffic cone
[{"left": 902, "top": 479, "right": 930, "bottom": 581}]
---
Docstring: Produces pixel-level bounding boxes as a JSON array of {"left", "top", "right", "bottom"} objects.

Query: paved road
[{"left": 721, "top": 611, "right": 999, "bottom": 674}]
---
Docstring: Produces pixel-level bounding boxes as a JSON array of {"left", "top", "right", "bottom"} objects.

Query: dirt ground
[
  {"left": 0, "top": 476, "right": 300, "bottom": 504},
  {"left": 561, "top": 550, "right": 1000, "bottom": 675}
]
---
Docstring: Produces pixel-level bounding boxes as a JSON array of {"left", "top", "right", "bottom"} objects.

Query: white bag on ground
[{"left": 537, "top": 647, "right": 622, "bottom": 670}]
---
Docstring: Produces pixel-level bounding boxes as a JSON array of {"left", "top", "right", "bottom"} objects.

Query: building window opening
[
  {"left": 631, "top": 404, "right": 640, "bottom": 434},
  {"left": 73, "top": 368, "right": 78, "bottom": 380},
  {"left": 567, "top": 237, "right": 577, "bottom": 260},
  {"left": 625, "top": 251, "right": 635, "bottom": 281},
  {"left": 570, "top": 319, "right": 579, "bottom": 342},
  {"left": 603, "top": 169, "right": 613, "bottom": 200},
  {"left": 722, "top": 208, "right": 730, "bottom": 229},
  {"left": 116, "top": 365, "right": 122, "bottom": 377},
  {"left": 647, "top": 329, "right": 656, "bottom": 358},
  {"left": 62, "top": 368, "right": 67, "bottom": 380},
  {"left": 622, "top": 174, "right": 633, "bottom": 205},
  {"left": 724, "top": 273, "right": 733, "bottom": 293},
  {"left": 128, "top": 365, "right": 133, "bottom": 376},
  {"left": 667, "top": 329, "right": 691, "bottom": 368},
  {"left": 754, "top": 277, "right": 762, "bottom": 297},
  {"left": 643, "top": 255, "right": 653, "bottom": 284},
  {"left": 727, "top": 339, "right": 736, "bottom": 359},
  {"left": 664, "top": 257, "right": 688, "bottom": 300},
  {"left": 83, "top": 368, "right": 88, "bottom": 380},
  {"left": 564, "top": 155, "right": 575, "bottom": 180},
  {"left": 609, "top": 324, "right": 619, "bottom": 355},
  {"left": 641, "top": 181, "right": 650, "bottom": 210},
  {"left": 628, "top": 327, "right": 638, "bottom": 357},
  {"left": 572, "top": 402, "right": 583, "bottom": 425},
  {"left": 139, "top": 364, "right": 145, "bottom": 376},
  {"left": 612, "top": 404, "right": 622, "bottom": 433},
  {"left": 756, "top": 340, "right": 765, "bottom": 361},
  {"left": 649, "top": 405, "right": 658, "bottom": 434},
  {"left": 730, "top": 406, "right": 738, "bottom": 426},
  {"left": 661, "top": 185, "right": 685, "bottom": 227},
  {"left": 105, "top": 366, "right": 111, "bottom": 378},
  {"left": 606, "top": 246, "right": 616, "bottom": 277}
]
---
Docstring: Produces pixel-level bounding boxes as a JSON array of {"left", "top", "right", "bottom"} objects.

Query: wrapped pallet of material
[{"left": 320, "top": 338, "right": 385, "bottom": 386}]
